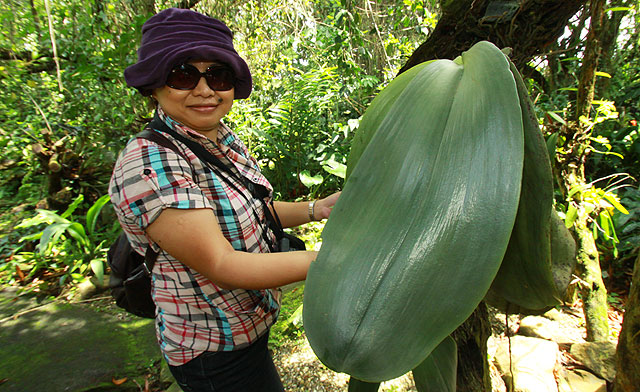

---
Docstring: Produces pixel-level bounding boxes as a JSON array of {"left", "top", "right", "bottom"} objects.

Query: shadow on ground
[{"left": 0, "top": 287, "right": 164, "bottom": 392}]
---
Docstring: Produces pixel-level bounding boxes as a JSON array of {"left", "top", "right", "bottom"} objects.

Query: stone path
[{"left": 0, "top": 288, "right": 166, "bottom": 392}]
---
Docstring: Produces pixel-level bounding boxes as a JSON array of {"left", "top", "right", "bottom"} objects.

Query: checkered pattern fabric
[{"left": 109, "top": 108, "right": 281, "bottom": 366}]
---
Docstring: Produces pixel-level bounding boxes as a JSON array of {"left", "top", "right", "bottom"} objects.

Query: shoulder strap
[
  {"left": 149, "top": 117, "right": 239, "bottom": 183},
  {"left": 132, "top": 126, "right": 192, "bottom": 274},
  {"left": 148, "top": 116, "right": 287, "bottom": 248}
]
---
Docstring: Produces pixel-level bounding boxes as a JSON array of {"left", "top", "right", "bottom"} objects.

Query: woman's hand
[{"left": 313, "top": 191, "right": 341, "bottom": 221}]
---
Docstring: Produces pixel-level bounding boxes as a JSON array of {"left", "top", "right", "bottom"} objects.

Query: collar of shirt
[{"left": 155, "top": 107, "right": 273, "bottom": 194}]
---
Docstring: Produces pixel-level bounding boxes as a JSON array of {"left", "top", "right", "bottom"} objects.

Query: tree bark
[
  {"left": 399, "top": 0, "right": 586, "bottom": 74},
  {"left": 575, "top": 216, "right": 611, "bottom": 341},
  {"left": 29, "top": 0, "right": 42, "bottom": 42},
  {"left": 451, "top": 303, "right": 492, "bottom": 391},
  {"left": 566, "top": 0, "right": 611, "bottom": 342},
  {"left": 597, "top": 0, "right": 631, "bottom": 97},
  {"left": 576, "top": 0, "right": 606, "bottom": 119},
  {"left": 613, "top": 253, "right": 640, "bottom": 392}
]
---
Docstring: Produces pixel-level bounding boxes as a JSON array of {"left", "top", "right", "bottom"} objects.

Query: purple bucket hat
[{"left": 124, "top": 8, "right": 252, "bottom": 99}]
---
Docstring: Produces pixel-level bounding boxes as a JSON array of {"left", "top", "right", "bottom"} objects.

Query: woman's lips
[{"left": 189, "top": 104, "right": 218, "bottom": 112}]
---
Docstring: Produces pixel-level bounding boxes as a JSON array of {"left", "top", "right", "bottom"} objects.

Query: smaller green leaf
[
  {"left": 86, "top": 194, "right": 111, "bottom": 236},
  {"left": 565, "top": 204, "right": 578, "bottom": 228},
  {"left": 67, "top": 222, "right": 90, "bottom": 249},
  {"left": 37, "top": 210, "right": 70, "bottom": 224},
  {"left": 546, "top": 111, "right": 566, "bottom": 125},
  {"left": 606, "top": 6, "right": 632, "bottom": 12},
  {"left": 600, "top": 211, "right": 612, "bottom": 239},
  {"left": 594, "top": 71, "right": 612, "bottom": 78},
  {"left": 37, "top": 224, "right": 70, "bottom": 253},
  {"left": 16, "top": 215, "right": 50, "bottom": 229},
  {"left": 19, "top": 232, "right": 44, "bottom": 242},
  {"left": 413, "top": 335, "right": 457, "bottom": 392},
  {"left": 602, "top": 193, "right": 629, "bottom": 214},
  {"left": 322, "top": 158, "right": 347, "bottom": 179},
  {"left": 90, "top": 259, "right": 104, "bottom": 284},
  {"left": 546, "top": 132, "right": 559, "bottom": 163},
  {"left": 347, "top": 378, "right": 380, "bottom": 392},
  {"left": 61, "top": 194, "right": 84, "bottom": 219},
  {"left": 285, "top": 304, "right": 304, "bottom": 329},
  {"left": 299, "top": 170, "right": 323, "bottom": 188},
  {"left": 558, "top": 87, "right": 578, "bottom": 91}
]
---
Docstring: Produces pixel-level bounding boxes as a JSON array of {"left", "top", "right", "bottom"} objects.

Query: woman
[{"left": 109, "top": 8, "right": 339, "bottom": 391}]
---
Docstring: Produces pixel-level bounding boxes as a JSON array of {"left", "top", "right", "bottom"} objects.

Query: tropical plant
[
  {"left": 14, "top": 194, "right": 113, "bottom": 286},
  {"left": 563, "top": 174, "right": 631, "bottom": 258},
  {"left": 303, "top": 42, "right": 572, "bottom": 389}
]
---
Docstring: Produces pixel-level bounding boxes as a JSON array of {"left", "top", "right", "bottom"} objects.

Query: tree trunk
[
  {"left": 596, "top": 0, "right": 631, "bottom": 97},
  {"left": 575, "top": 216, "right": 611, "bottom": 341},
  {"left": 399, "top": 0, "right": 586, "bottom": 74},
  {"left": 451, "top": 303, "right": 492, "bottom": 391},
  {"left": 568, "top": 0, "right": 611, "bottom": 342},
  {"left": 576, "top": 0, "right": 606, "bottom": 119},
  {"left": 28, "top": 0, "right": 42, "bottom": 42},
  {"left": 613, "top": 253, "right": 640, "bottom": 391}
]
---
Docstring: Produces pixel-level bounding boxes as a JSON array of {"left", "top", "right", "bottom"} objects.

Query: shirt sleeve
[{"left": 110, "top": 138, "right": 214, "bottom": 232}]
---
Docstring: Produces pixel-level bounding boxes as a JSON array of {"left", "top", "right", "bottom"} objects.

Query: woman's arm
[
  {"left": 146, "top": 207, "right": 316, "bottom": 290},
  {"left": 272, "top": 192, "right": 341, "bottom": 228}
]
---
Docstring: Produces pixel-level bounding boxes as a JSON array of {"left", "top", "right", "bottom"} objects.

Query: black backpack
[
  {"left": 107, "top": 128, "right": 182, "bottom": 318},
  {"left": 108, "top": 120, "right": 305, "bottom": 318}
]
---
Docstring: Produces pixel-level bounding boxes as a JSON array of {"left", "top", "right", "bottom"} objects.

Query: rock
[
  {"left": 569, "top": 341, "right": 617, "bottom": 382},
  {"left": 518, "top": 314, "right": 581, "bottom": 343},
  {"left": 518, "top": 316, "right": 559, "bottom": 342},
  {"left": 557, "top": 369, "right": 606, "bottom": 392},
  {"left": 493, "top": 335, "right": 559, "bottom": 392},
  {"left": 0, "top": 291, "right": 159, "bottom": 392},
  {"left": 76, "top": 276, "right": 109, "bottom": 300},
  {"left": 543, "top": 307, "right": 563, "bottom": 322},
  {"left": 77, "top": 278, "right": 100, "bottom": 300}
]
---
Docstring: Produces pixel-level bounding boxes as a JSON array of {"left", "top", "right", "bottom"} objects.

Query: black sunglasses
[{"left": 166, "top": 63, "right": 235, "bottom": 91}]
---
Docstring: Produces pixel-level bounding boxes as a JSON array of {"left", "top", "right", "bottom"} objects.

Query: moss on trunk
[
  {"left": 574, "top": 217, "right": 610, "bottom": 341},
  {"left": 613, "top": 253, "right": 640, "bottom": 391}
]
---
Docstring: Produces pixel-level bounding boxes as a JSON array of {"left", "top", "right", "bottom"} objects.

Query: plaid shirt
[{"left": 109, "top": 108, "right": 281, "bottom": 366}]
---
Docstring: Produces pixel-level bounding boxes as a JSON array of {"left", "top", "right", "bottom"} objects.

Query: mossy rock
[{"left": 0, "top": 289, "right": 160, "bottom": 391}]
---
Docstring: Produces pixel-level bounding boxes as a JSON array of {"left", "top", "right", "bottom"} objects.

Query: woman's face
[{"left": 152, "top": 60, "right": 235, "bottom": 136}]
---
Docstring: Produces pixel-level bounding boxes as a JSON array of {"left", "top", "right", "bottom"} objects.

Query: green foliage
[
  {"left": 11, "top": 194, "right": 116, "bottom": 286},
  {"left": 0, "top": 0, "right": 436, "bottom": 289},
  {"left": 608, "top": 184, "right": 640, "bottom": 279},
  {"left": 0, "top": 0, "right": 150, "bottom": 209},
  {"left": 528, "top": 5, "right": 640, "bottom": 265},
  {"left": 563, "top": 174, "right": 631, "bottom": 257},
  {"left": 268, "top": 286, "right": 306, "bottom": 348},
  {"left": 304, "top": 42, "right": 525, "bottom": 381},
  {"left": 227, "top": 66, "right": 354, "bottom": 198}
]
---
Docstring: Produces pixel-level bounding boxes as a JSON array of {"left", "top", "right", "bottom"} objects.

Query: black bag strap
[
  {"left": 146, "top": 116, "right": 288, "bottom": 251},
  {"left": 130, "top": 127, "right": 194, "bottom": 275}
]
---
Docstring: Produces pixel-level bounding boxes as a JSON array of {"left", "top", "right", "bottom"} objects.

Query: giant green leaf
[
  {"left": 345, "top": 61, "right": 432, "bottom": 179},
  {"left": 487, "top": 60, "right": 561, "bottom": 310},
  {"left": 303, "top": 41, "right": 524, "bottom": 382},
  {"left": 412, "top": 336, "right": 457, "bottom": 392},
  {"left": 347, "top": 378, "right": 380, "bottom": 392}
]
